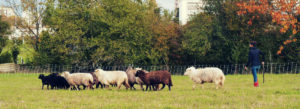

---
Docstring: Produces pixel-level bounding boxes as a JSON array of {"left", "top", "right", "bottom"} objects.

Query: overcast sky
[
  {"left": 0, "top": 0, "right": 7, "bottom": 6},
  {"left": 156, "top": 0, "right": 175, "bottom": 12}
]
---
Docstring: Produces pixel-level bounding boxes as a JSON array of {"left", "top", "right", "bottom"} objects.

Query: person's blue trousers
[{"left": 251, "top": 66, "right": 260, "bottom": 83}]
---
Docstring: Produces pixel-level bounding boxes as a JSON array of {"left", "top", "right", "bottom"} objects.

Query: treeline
[{"left": 0, "top": 0, "right": 299, "bottom": 66}]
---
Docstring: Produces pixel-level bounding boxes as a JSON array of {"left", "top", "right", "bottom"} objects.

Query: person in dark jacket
[{"left": 245, "top": 41, "right": 265, "bottom": 87}]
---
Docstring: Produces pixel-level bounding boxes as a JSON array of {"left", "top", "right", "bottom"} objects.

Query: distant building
[
  {"left": 0, "top": 6, "right": 44, "bottom": 39},
  {"left": 0, "top": 6, "right": 15, "bottom": 17},
  {"left": 176, "top": 0, "right": 203, "bottom": 25},
  {"left": 0, "top": 6, "right": 21, "bottom": 39}
]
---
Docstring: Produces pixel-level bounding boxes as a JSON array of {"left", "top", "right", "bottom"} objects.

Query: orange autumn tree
[{"left": 236, "top": 0, "right": 300, "bottom": 54}]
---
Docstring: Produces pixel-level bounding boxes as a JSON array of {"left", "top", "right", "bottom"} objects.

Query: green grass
[{"left": 0, "top": 73, "right": 299, "bottom": 109}]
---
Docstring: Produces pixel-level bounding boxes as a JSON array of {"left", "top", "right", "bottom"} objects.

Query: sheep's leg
[
  {"left": 151, "top": 85, "right": 155, "bottom": 91},
  {"left": 146, "top": 85, "right": 149, "bottom": 91},
  {"left": 160, "top": 84, "right": 166, "bottom": 90},
  {"left": 215, "top": 81, "right": 219, "bottom": 89},
  {"left": 201, "top": 83, "right": 204, "bottom": 89},
  {"left": 155, "top": 85, "right": 158, "bottom": 91},
  {"left": 89, "top": 84, "right": 94, "bottom": 90},
  {"left": 168, "top": 84, "right": 171, "bottom": 91},
  {"left": 140, "top": 84, "right": 144, "bottom": 91},
  {"left": 75, "top": 85, "right": 79, "bottom": 90},
  {"left": 104, "top": 83, "right": 112, "bottom": 90},
  {"left": 153, "top": 84, "right": 159, "bottom": 91},
  {"left": 192, "top": 84, "right": 197, "bottom": 90},
  {"left": 96, "top": 82, "right": 104, "bottom": 89},
  {"left": 47, "top": 85, "right": 49, "bottom": 90},
  {"left": 215, "top": 82, "right": 219, "bottom": 89},
  {"left": 42, "top": 84, "right": 44, "bottom": 90},
  {"left": 70, "top": 85, "right": 77, "bottom": 90},
  {"left": 96, "top": 82, "right": 100, "bottom": 88},
  {"left": 122, "top": 82, "right": 129, "bottom": 90},
  {"left": 75, "top": 85, "right": 80, "bottom": 90},
  {"left": 132, "top": 85, "right": 136, "bottom": 90},
  {"left": 129, "top": 83, "right": 133, "bottom": 90},
  {"left": 117, "top": 83, "right": 122, "bottom": 89}
]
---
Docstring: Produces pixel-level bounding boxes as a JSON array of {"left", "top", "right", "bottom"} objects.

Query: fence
[
  {"left": 9, "top": 62, "right": 300, "bottom": 75},
  {"left": 0, "top": 63, "right": 16, "bottom": 73}
]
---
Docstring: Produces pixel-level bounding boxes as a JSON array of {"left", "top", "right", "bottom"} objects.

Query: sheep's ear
[
  {"left": 126, "top": 67, "right": 132, "bottom": 72},
  {"left": 127, "top": 66, "right": 133, "bottom": 70}
]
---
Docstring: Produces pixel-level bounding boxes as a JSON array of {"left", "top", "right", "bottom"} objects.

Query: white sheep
[
  {"left": 61, "top": 71, "right": 94, "bottom": 90},
  {"left": 184, "top": 67, "right": 225, "bottom": 89},
  {"left": 94, "top": 69, "right": 130, "bottom": 89}
]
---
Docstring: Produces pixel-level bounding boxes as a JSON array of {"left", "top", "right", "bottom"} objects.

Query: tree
[
  {"left": 182, "top": 13, "right": 212, "bottom": 64},
  {"left": 197, "top": 0, "right": 251, "bottom": 64},
  {"left": 236, "top": 0, "right": 300, "bottom": 54},
  {"left": 38, "top": 0, "right": 165, "bottom": 66},
  {"left": 146, "top": 8, "right": 183, "bottom": 65},
  {"left": 5, "top": 0, "right": 46, "bottom": 50},
  {"left": 0, "top": 16, "right": 10, "bottom": 53}
]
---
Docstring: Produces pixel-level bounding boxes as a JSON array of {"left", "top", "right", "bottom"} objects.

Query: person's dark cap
[{"left": 250, "top": 41, "right": 257, "bottom": 47}]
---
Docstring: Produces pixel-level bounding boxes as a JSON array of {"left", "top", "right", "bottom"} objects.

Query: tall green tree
[
  {"left": 0, "top": 16, "right": 13, "bottom": 63},
  {"left": 38, "top": 0, "right": 167, "bottom": 66},
  {"left": 0, "top": 16, "right": 10, "bottom": 53},
  {"left": 182, "top": 13, "right": 212, "bottom": 64}
]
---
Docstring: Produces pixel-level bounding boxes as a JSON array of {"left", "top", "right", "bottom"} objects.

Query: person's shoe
[{"left": 254, "top": 82, "right": 259, "bottom": 87}]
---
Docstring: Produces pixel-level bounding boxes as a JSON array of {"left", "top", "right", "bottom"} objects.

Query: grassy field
[{"left": 0, "top": 73, "right": 299, "bottom": 109}]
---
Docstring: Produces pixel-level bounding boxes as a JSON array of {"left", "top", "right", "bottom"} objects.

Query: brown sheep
[{"left": 135, "top": 70, "right": 173, "bottom": 91}]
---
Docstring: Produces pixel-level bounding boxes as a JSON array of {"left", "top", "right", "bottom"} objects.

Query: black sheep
[
  {"left": 38, "top": 74, "right": 52, "bottom": 90},
  {"left": 38, "top": 73, "right": 70, "bottom": 90},
  {"left": 49, "top": 73, "right": 70, "bottom": 89}
]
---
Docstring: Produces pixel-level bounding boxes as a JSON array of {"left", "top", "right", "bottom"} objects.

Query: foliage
[
  {"left": 38, "top": 0, "right": 160, "bottom": 66},
  {"left": 189, "top": 0, "right": 251, "bottom": 64},
  {"left": 236, "top": 0, "right": 300, "bottom": 54},
  {"left": 2, "top": 0, "right": 299, "bottom": 65},
  {"left": 0, "top": 16, "right": 10, "bottom": 54},
  {"left": 182, "top": 13, "right": 212, "bottom": 64},
  {"left": 35, "top": 0, "right": 185, "bottom": 66},
  {"left": 12, "top": 45, "right": 20, "bottom": 64},
  {"left": 184, "top": 0, "right": 300, "bottom": 64},
  {"left": 0, "top": 52, "right": 12, "bottom": 63},
  {"left": 0, "top": 16, "right": 12, "bottom": 63},
  {"left": 5, "top": 0, "right": 47, "bottom": 50}
]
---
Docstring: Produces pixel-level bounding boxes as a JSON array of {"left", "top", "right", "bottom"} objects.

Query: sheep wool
[
  {"left": 125, "top": 67, "right": 150, "bottom": 90},
  {"left": 184, "top": 67, "right": 225, "bottom": 89},
  {"left": 61, "top": 71, "right": 94, "bottom": 90},
  {"left": 135, "top": 70, "right": 173, "bottom": 91},
  {"left": 94, "top": 69, "right": 130, "bottom": 89}
]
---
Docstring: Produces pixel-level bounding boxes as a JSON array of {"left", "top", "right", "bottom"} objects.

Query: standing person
[{"left": 245, "top": 41, "right": 265, "bottom": 87}]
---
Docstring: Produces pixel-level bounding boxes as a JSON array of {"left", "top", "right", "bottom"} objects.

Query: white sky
[
  {"left": 0, "top": 0, "right": 7, "bottom": 6},
  {"left": 156, "top": 0, "right": 175, "bottom": 12}
]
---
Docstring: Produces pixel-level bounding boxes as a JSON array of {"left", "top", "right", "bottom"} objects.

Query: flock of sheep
[{"left": 38, "top": 66, "right": 225, "bottom": 91}]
